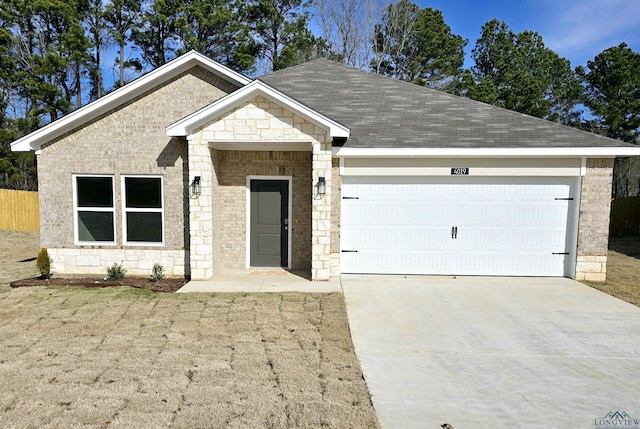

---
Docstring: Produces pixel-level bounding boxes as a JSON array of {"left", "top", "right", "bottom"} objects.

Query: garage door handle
[
  {"left": 554, "top": 197, "right": 573, "bottom": 201},
  {"left": 342, "top": 250, "right": 358, "bottom": 253},
  {"left": 552, "top": 252, "right": 569, "bottom": 255},
  {"left": 451, "top": 226, "right": 458, "bottom": 239}
]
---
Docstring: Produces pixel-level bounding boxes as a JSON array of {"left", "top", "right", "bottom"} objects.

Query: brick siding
[
  {"left": 38, "top": 66, "right": 237, "bottom": 277},
  {"left": 576, "top": 158, "right": 614, "bottom": 282},
  {"left": 213, "top": 150, "right": 311, "bottom": 272}
]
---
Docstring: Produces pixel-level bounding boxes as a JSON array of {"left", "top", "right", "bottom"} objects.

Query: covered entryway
[
  {"left": 249, "top": 178, "right": 291, "bottom": 268},
  {"left": 168, "top": 82, "right": 347, "bottom": 280},
  {"left": 340, "top": 176, "right": 577, "bottom": 276}
]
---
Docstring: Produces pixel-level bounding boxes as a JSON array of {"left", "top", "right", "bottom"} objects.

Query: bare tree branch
[
  {"left": 370, "top": 0, "right": 418, "bottom": 75},
  {"left": 316, "top": 0, "right": 380, "bottom": 68}
]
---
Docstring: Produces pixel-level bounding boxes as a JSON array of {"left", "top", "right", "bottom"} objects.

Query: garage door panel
[
  {"left": 458, "top": 227, "right": 567, "bottom": 246},
  {"left": 462, "top": 252, "right": 561, "bottom": 274},
  {"left": 342, "top": 228, "right": 450, "bottom": 248},
  {"left": 342, "top": 249, "right": 458, "bottom": 274},
  {"left": 455, "top": 252, "right": 564, "bottom": 275},
  {"left": 341, "top": 176, "right": 574, "bottom": 276},
  {"left": 511, "top": 229, "right": 567, "bottom": 246}
]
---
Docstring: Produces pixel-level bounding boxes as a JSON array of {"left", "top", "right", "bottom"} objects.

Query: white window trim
[
  {"left": 73, "top": 174, "right": 116, "bottom": 246},
  {"left": 121, "top": 175, "right": 165, "bottom": 246}
]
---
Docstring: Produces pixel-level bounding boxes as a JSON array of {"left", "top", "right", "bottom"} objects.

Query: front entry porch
[
  {"left": 178, "top": 92, "right": 339, "bottom": 281},
  {"left": 178, "top": 269, "right": 342, "bottom": 292},
  {"left": 209, "top": 150, "right": 312, "bottom": 275},
  {"left": 187, "top": 144, "right": 333, "bottom": 281}
]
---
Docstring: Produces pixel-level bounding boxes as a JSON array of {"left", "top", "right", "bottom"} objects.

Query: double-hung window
[
  {"left": 122, "top": 176, "right": 164, "bottom": 245},
  {"left": 74, "top": 175, "right": 116, "bottom": 244}
]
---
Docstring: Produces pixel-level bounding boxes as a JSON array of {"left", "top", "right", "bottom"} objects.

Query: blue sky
[{"left": 416, "top": 0, "right": 640, "bottom": 69}]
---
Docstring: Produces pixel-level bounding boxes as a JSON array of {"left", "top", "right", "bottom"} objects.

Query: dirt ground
[
  {"left": 584, "top": 235, "right": 640, "bottom": 307},
  {"left": 0, "top": 230, "right": 380, "bottom": 428},
  {"left": 0, "top": 230, "right": 41, "bottom": 287}
]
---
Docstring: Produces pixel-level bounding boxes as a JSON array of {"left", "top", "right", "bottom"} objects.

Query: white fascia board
[
  {"left": 11, "top": 51, "right": 250, "bottom": 152},
  {"left": 166, "top": 80, "right": 350, "bottom": 139},
  {"left": 187, "top": 51, "right": 251, "bottom": 87},
  {"left": 332, "top": 147, "right": 640, "bottom": 158}
]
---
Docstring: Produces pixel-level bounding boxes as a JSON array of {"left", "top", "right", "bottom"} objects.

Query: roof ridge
[
  {"left": 258, "top": 57, "right": 340, "bottom": 79},
  {"left": 263, "top": 59, "right": 637, "bottom": 147}
]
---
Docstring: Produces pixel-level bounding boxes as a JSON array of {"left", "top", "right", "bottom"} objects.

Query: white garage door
[{"left": 340, "top": 176, "right": 575, "bottom": 276}]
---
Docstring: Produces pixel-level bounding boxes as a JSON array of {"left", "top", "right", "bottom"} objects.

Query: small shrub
[
  {"left": 106, "top": 262, "right": 127, "bottom": 281},
  {"left": 151, "top": 263, "right": 165, "bottom": 283},
  {"left": 36, "top": 248, "right": 51, "bottom": 279}
]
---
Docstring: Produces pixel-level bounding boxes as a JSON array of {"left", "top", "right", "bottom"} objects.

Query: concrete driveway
[{"left": 341, "top": 275, "right": 640, "bottom": 429}]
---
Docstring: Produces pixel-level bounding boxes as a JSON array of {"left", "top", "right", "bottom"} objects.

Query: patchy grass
[
  {"left": 583, "top": 236, "right": 640, "bottom": 307},
  {"left": 0, "top": 230, "right": 379, "bottom": 428},
  {"left": 0, "top": 229, "right": 40, "bottom": 289},
  {"left": 0, "top": 288, "right": 379, "bottom": 428}
]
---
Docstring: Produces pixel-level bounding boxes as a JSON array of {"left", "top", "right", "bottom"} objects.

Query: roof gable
[
  {"left": 166, "top": 80, "right": 350, "bottom": 139},
  {"left": 11, "top": 51, "right": 251, "bottom": 152},
  {"left": 260, "top": 59, "right": 640, "bottom": 157}
]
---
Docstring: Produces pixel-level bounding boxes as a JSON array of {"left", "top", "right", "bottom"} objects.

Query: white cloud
[{"left": 540, "top": 0, "right": 640, "bottom": 63}]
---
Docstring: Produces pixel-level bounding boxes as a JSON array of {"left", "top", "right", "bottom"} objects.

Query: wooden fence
[
  {"left": 0, "top": 189, "right": 40, "bottom": 231},
  {"left": 610, "top": 196, "right": 640, "bottom": 237}
]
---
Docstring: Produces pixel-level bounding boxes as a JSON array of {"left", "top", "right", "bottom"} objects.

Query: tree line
[{"left": 1, "top": 0, "right": 639, "bottom": 195}]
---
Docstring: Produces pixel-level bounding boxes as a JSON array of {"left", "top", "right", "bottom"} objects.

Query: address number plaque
[{"left": 451, "top": 167, "right": 469, "bottom": 175}]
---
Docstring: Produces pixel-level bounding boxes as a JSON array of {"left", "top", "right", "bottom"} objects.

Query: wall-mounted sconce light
[
  {"left": 191, "top": 176, "right": 201, "bottom": 198},
  {"left": 316, "top": 176, "right": 326, "bottom": 196}
]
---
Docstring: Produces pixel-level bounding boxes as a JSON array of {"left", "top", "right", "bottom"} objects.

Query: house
[{"left": 11, "top": 51, "right": 640, "bottom": 282}]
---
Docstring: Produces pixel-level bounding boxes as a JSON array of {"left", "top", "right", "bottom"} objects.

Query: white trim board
[
  {"left": 209, "top": 141, "right": 312, "bottom": 152},
  {"left": 72, "top": 174, "right": 117, "bottom": 246},
  {"left": 340, "top": 157, "right": 584, "bottom": 177},
  {"left": 120, "top": 175, "right": 165, "bottom": 247},
  {"left": 568, "top": 175, "right": 582, "bottom": 278},
  {"left": 332, "top": 147, "right": 640, "bottom": 158}
]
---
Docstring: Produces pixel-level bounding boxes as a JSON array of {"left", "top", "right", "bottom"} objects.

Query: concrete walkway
[
  {"left": 178, "top": 270, "right": 343, "bottom": 293},
  {"left": 341, "top": 275, "right": 640, "bottom": 429}
]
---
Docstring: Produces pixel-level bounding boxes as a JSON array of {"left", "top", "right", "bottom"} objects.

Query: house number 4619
[{"left": 451, "top": 167, "right": 469, "bottom": 175}]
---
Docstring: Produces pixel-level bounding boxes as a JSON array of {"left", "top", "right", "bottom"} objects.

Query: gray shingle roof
[{"left": 259, "top": 59, "right": 633, "bottom": 149}]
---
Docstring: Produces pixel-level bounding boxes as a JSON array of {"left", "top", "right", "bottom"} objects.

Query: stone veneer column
[
  {"left": 311, "top": 140, "right": 332, "bottom": 280},
  {"left": 575, "top": 158, "right": 614, "bottom": 282},
  {"left": 329, "top": 158, "right": 342, "bottom": 276},
  {"left": 188, "top": 137, "right": 214, "bottom": 279}
]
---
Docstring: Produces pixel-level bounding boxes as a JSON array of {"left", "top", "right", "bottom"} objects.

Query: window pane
[
  {"left": 126, "top": 212, "right": 162, "bottom": 243},
  {"left": 78, "top": 211, "right": 114, "bottom": 242},
  {"left": 125, "top": 177, "right": 161, "bottom": 208},
  {"left": 77, "top": 177, "right": 113, "bottom": 207}
]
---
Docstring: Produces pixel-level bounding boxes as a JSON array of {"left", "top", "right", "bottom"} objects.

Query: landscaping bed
[{"left": 10, "top": 276, "right": 187, "bottom": 293}]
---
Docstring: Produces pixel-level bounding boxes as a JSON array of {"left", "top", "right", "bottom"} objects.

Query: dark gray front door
[{"left": 250, "top": 180, "right": 289, "bottom": 267}]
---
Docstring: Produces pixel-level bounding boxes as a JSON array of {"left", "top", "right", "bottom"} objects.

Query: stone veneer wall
[
  {"left": 575, "top": 158, "right": 614, "bottom": 282},
  {"left": 330, "top": 159, "right": 341, "bottom": 276},
  {"left": 48, "top": 248, "right": 185, "bottom": 277},
  {"left": 37, "top": 66, "right": 237, "bottom": 277},
  {"left": 312, "top": 145, "right": 333, "bottom": 280},
  {"left": 188, "top": 95, "right": 332, "bottom": 280}
]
